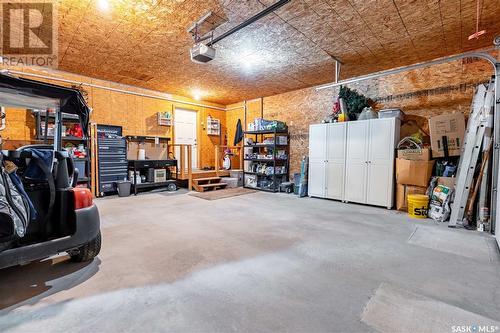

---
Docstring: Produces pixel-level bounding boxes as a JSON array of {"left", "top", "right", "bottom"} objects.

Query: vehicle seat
[{"left": 3, "top": 145, "right": 78, "bottom": 242}]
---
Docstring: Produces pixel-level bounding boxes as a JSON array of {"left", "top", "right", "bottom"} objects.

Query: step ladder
[
  {"left": 192, "top": 177, "right": 228, "bottom": 192},
  {"left": 449, "top": 81, "right": 495, "bottom": 227}
]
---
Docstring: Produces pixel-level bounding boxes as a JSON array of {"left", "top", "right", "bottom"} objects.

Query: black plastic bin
[{"left": 116, "top": 180, "right": 131, "bottom": 197}]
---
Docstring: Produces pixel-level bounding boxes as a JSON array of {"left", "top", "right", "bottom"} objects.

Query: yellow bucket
[{"left": 407, "top": 194, "right": 429, "bottom": 219}]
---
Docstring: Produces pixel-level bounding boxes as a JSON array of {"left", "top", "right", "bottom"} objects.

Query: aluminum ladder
[{"left": 449, "top": 81, "right": 495, "bottom": 227}]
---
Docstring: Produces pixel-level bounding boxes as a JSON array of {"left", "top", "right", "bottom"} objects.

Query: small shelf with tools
[
  {"left": 244, "top": 144, "right": 288, "bottom": 148},
  {"left": 33, "top": 110, "right": 90, "bottom": 188},
  {"left": 206, "top": 116, "right": 221, "bottom": 136},
  {"left": 244, "top": 171, "right": 288, "bottom": 176},
  {"left": 243, "top": 126, "right": 290, "bottom": 192},
  {"left": 243, "top": 158, "right": 288, "bottom": 162}
]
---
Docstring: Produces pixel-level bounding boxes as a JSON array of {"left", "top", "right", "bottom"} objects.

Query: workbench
[{"left": 128, "top": 159, "right": 178, "bottom": 195}]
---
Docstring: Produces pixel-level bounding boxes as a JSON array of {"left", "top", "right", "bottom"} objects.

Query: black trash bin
[{"left": 116, "top": 180, "right": 131, "bottom": 197}]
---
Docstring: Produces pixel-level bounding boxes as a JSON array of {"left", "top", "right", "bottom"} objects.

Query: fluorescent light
[{"left": 97, "top": 0, "right": 110, "bottom": 12}]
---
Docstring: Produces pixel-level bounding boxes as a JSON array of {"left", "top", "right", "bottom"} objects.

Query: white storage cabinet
[
  {"left": 308, "top": 122, "right": 347, "bottom": 201},
  {"left": 308, "top": 118, "right": 400, "bottom": 208}
]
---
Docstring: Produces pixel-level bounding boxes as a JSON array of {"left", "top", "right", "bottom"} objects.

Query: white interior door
[
  {"left": 345, "top": 121, "right": 369, "bottom": 204},
  {"left": 326, "top": 123, "right": 346, "bottom": 200},
  {"left": 366, "top": 118, "right": 394, "bottom": 207},
  {"left": 174, "top": 108, "right": 197, "bottom": 169},
  {"left": 308, "top": 124, "right": 327, "bottom": 197}
]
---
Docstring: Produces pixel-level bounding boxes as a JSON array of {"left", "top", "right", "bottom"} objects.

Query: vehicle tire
[
  {"left": 69, "top": 232, "right": 101, "bottom": 262},
  {"left": 167, "top": 182, "right": 177, "bottom": 192}
]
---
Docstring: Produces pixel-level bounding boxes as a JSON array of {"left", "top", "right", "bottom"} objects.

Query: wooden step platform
[
  {"left": 192, "top": 177, "right": 228, "bottom": 192},
  {"left": 176, "top": 169, "right": 230, "bottom": 181}
]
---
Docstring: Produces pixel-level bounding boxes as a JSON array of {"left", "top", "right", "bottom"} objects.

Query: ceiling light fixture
[
  {"left": 191, "top": 89, "right": 204, "bottom": 101},
  {"left": 97, "top": 0, "right": 110, "bottom": 12},
  {"left": 241, "top": 53, "right": 262, "bottom": 72}
]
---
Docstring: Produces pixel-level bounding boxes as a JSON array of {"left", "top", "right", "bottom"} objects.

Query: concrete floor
[{"left": 0, "top": 190, "right": 500, "bottom": 332}]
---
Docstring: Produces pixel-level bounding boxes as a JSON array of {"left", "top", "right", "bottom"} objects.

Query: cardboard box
[
  {"left": 437, "top": 176, "right": 456, "bottom": 189},
  {"left": 230, "top": 169, "right": 244, "bottom": 187},
  {"left": 396, "top": 158, "right": 435, "bottom": 187},
  {"left": 428, "top": 113, "right": 465, "bottom": 158},
  {"left": 397, "top": 148, "right": 431, "bottom": 161},
  {"left": 396, "top": 184, "right": 427, "bottom": 211}
]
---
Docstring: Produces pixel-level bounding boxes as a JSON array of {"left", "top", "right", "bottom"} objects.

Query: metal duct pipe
[
  {"left": 225, "top": 97, "right": 263, "bottom": 111},
  {"left": 0, "top": 69, "right": 227, "bottom": 111},
  {"left": 226, "top": 105, "right": 245, "bottom": 110},
  {"left": 243, "top": 100, "right": 247, "bottom": 131},
  {"left": 315, "top": 50, "right": 498, "bottom": 91},
  {"left": 207, "top": 0, "right": 290, "bottom": 47},
  {"left": 334, "top": 60, "right": 341, "bottom": 84}
]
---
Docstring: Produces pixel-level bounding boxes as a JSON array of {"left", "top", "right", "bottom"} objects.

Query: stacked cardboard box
[
  {"left": 394, "top": 113, "right": 464, "bottom": 211},
  {"left": 395, "top": 148, "right": 434, "bottom": 211},
  {"left": 428, "top": 113, "right": 465, "bottom": 158}
]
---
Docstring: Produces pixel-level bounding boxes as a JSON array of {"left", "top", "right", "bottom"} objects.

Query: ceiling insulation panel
[{"left": 41, "top": 0, "right": 500, "bottom": 104}]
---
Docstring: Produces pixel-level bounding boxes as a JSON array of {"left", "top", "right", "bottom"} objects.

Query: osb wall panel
[
  {"left": 225, "top": 99, "right": 262, "bottom": 168},
  {"left": 246, "top": 99, "right": 263, "bottom": 128},
  {"left": 199, "top": 108, "right": 226, "bottom": 169},
  {"left": 231, "top": 53, "right": 500, "bottom": 175},
  {"left": 0, "top": 66, "right": 225, "bottom": 168},
  {"left": 1, "top": 108, "right": 36, "bottom": 143},
  {"left": 226, "top": 107, "right": 244, "bottom": 146},
  {"left": 226, "top": 99, "right": 263, "bottom": 145}
]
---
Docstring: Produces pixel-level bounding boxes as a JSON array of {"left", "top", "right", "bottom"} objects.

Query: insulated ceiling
[{"left": 56, "top": 0, "right": 500, "bottom": 104}]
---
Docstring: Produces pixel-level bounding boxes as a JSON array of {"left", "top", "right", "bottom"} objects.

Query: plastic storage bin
[
  {"left": 116, "top": 180, "right": 131, "bottom": 197},
  {"left": 378, "top": 108, "right": 405, "bottom": 120},
  {"left": 73, "top": 159, "right": 86, "bottom": 180}
]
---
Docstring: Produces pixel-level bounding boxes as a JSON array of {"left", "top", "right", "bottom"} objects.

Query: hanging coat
[{"left": 234, "top": 119, "right": 244, "bottom": 146}]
